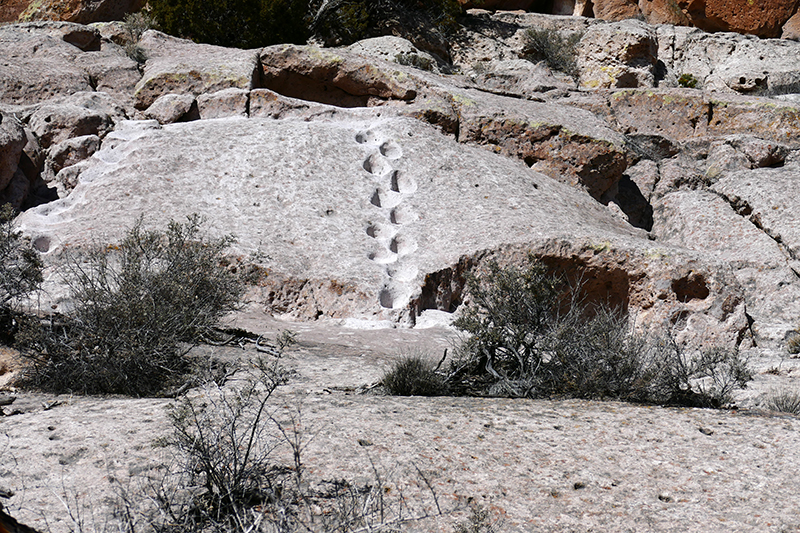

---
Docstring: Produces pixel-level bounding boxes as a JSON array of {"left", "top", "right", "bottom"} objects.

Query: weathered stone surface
[
  {"left": 675, "top": 0, "right": 800, "bottom": 38},
  {"left": 347, "top": 36, "right": 441, "bottom": 74},
  {"left": 657, "top": 26, "right": 800, "bottom": 95},
  {"left": 578, "top": 19, "right": 658, "bottom": 89},
  {"left": 468, "top": 59, "right": 570, "bottom": 99},
  {"left": 707, "top": 95, "right": 800, "bottom": 146},
  {"left": 704, "top": 135, "right": 790, "bottom": 182},
  {"left": 638, "top": 0, "right": 691, "bottom": 25},
  {"left": 458, "top": 0, "right": 537, "bottom": 9},
  {"left": 196, "top": 88, "right": 248, "bottom": 119},
  {"left": 142, "top": 93, "right": 196, "bottom": 124},
  {"left": 133, "top": 30, "right": 259, "bottom": 110},
  {"left": 450, "top": 88, "right": 629, "bottom": 200},
  {"left": 608, "top": 89, "right": 708, "bottom": 140},
  {"left": 593, "top": 0, "right": 642, "bottom": 21},
  {"left": 27, "top": 91, "right": 125, "bottom": 148},
  {"left": 0, "top": 24, "right": 94, "bottom": 105},
  {"left": 42, "top": 134, "right": 100, "bottom": 183},
  {"left": 9, "top": 20, "right": 100, "bottom": 50},
  {"left": 654, "top": 186, "right": 800, "bottom": 342},
  {"left": 17, "top": 0, "right": 146, "bottom": 24},
  {"left": 0, "top": 0, "right": 28, "bottom": 22},
  {"left": 0, "top": 112, "right": 26, "bottom": 192},
  {"left": 15, "top": 114, "right": 746, "bottom": 345},
  {"left": 259, "top": 44, "right": 418, "bottom": 108}
]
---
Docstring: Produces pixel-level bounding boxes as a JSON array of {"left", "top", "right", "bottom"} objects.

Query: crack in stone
[{"left": 712, "top": 189, "right": 798, "bottom": 263}]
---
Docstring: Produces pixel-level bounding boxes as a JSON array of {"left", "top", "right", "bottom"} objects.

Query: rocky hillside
[
  {"left": 3, "top": 10, "right": 800, "bottom": 533},
  {"left": 1, "top": 12, "right": 799, "bottom": 351}
]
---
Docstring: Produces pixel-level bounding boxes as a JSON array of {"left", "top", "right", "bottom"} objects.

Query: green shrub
[
  {"left": 149, "top": 0, "right": 311, "bottom": 49},
  {"left": 521, "top": 28, "right": 583, "bottom": 80},
  {"left": 17, "top": 215, "right": 245, "bottom": 396},
  {"left": 447, "top": 257, "right": 752, "bottom": 407},
  {"left": 678, "top": 73, "right": 699, "bottom": 88},
  {"left": 383, "top": 353, "right": 448, "bottom": 396}
]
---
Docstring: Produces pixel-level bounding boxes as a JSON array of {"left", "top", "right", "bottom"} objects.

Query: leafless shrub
[
  {"left": 0, "top": 204, "right": 43, "bottom": 344},
  {"left": 140, "top": 357, "right": 446, "bottom": 533}
]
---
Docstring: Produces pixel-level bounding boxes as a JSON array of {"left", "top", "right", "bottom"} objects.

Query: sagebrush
[
  {"left": 521, "top": 28, "right": 583, "bottom": 80},
  {"left": 17, "top": 215, "right": 245, "bottom": 396},
  {"left": 388, "top": 257, "right": 752, "bottom": 407}
]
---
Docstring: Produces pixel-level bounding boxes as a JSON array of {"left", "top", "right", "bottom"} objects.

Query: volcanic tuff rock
[{"left": 0, "top": 15, "right": 799, "bottom": 348}]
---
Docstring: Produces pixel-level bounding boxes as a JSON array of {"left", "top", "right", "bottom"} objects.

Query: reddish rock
[
  {"left": 676, "top": 0, "right": 800, "bottom": 38},
  {"left": 638, "top": 0, "right": 691, "bottom": 25},
  {"left": 0, "top": 0, "right": 28, "bottom": 22},
  {"left": 17, "top": 0, "right": 146, "bottom": 24},
  {"left": 783, "top": 10, "right": 800, "bottom": 40},
  {"left": 593, "top": 0, "right": 642, "bottom": 21}
]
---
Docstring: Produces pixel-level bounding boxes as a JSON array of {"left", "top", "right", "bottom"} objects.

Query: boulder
[
  {"left": 783, "top": 10, "right": 800, "bottom": 40},
  {"left": 42, "top": 134, "right": 100, "bottom": 183},
  {"left": 0, "top": 112, "right": 26, "bottom": 192},
  {"left": 593, "top": 0, "right": 642, "bottom": 21},
  {"left": 638, "top": 0, "right": 691, "bottom": 25},
  {"left": 347, "top": 36, "right": 442, "bottom": 74},
  {"left": 17, "top": 0, "right": 146, "bottom": 24},
  {"left": 133, "top": 30, "right": 260, "bottom": 110},
  {"left": 196, "top": 88, "right": 249, "bottom": 119},
  {"left": 15, "top": 114, "right": 746, "bottom": 346},
  {"left": 449, "top": 88, "right": 629, "bottom": 200},
  {"left": 0, "top": 24, "right": 94, "bottom": 105},
  {"left": 259, "top": 44, "right": 418, "bottom": 108},
  {"left": 27, "top": 91, "right": 125, "bottom": 148},
  {"left": 675, "top": 0, "right": 800, "bottom": 38},
  {"left": 468, "top": 59, "right": 571, "bottom": 99},
  {"left": 608, "top": 89, "right": 709, "bottom": 141},
  {"left": 578, "top": 19, "right": 658, "bottom": 89},
  {"left": 142, "top": 94, "right": 196, "bottom": 124}
]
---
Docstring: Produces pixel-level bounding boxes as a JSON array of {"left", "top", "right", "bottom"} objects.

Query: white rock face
[{"left": 15, "top": 112, "right": 751, "bottom": 347}]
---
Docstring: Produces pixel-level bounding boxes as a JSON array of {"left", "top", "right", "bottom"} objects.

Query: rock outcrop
[{"left": 2, "top": 15, "right": 800, "bottom": 349}]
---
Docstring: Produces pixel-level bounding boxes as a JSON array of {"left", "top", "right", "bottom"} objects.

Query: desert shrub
[
  {"left": 310, "top": 0, "right": 462, "bottom": 47},
  {"left": 764, "top": 387, "right": 800, "bottom": 415},
  {"left": 17, "top": 215, "right": 245, "bottom": 396},
  {"left": 0, "top": 204, "right": 43, "bottom": 344},
  {"left": 140, "top": 357, "right": 445, "bottom": 533},
  {"left": 446, "top": 257, "right": 752, "bottom": 407},
  {"left": 149, "top": 0, "right": 311, "bottom": 49},
  {"left": 382, "top": 353, "right": 448, "bottom": 396},
  {"left": 787, "top": 331, "right": 800, "bottom": 355},
  {"left": 678, "top": 73, "right": 699, "bottom": 88},
  {"left": 521, "top": 28, "right": 583, "bottom": 80},
  {"left": 122, "top": 11, "right": 158, "bottom": 63}
]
